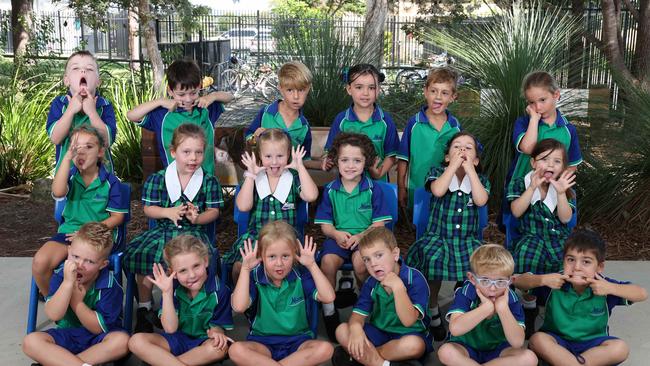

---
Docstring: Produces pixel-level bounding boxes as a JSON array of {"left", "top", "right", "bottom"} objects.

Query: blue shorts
[
  {"left": 50, "top": 233, "right": 70, "bottom": 244},
  {"left": 45, "top": 327, "right": 122, "bottom": 354},
  {"left": 450, "top": 340, "right": 510, "bottom": 363},
  {"left": 247, "top": 333, "right": 311, "bottom": 361},
  {"left": 321, "top": 238, "right": 357, "bottom": 262},
  {"left": 546, "top": 331, "right": 619, "bottom": 364},
  {"left": 364, "top": 323, "right": 434, "bottom": 355},
  {"left": 161, "top": 332, "right": 208, "bottom": 356}
]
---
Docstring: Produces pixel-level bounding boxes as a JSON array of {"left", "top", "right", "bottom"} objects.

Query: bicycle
[
  {"left": 219, "top": 56, "right": 279, "bottom": 100},
  {"left": 395, "top": 52, "right": 457, "bottom": 91}
]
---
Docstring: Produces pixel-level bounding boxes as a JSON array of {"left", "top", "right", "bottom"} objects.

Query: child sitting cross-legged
[
  {"left": 437, "top": 244, "right": 537, "bottom": 366},
  {"left": 516, "top": 229, "right": 648, "bottom": 366},
  {"left": 333, "top": 227, "right": 434, "bottom": 366}
]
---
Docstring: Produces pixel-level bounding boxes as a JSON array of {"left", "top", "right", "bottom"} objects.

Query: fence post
[
  {"left": 80, "top": 17, "right": 85, "bottom": 50},
  {"left": 57, "top": 11, "right": 63, "bottom": 54},
  {"left": 107, "top": 11, "right": 112, "bottom": 60},
  {"left": 199, "top": 30, "right": 204, "bottom": 75}
]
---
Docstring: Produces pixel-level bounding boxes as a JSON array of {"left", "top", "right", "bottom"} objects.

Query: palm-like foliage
[{"left": 424, "top": 1, "right": 581, "bottom": 205}]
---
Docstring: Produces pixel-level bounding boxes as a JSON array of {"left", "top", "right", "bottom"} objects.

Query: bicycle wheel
[
  {"left": 261, "top": 75, "right": 279, "bottom": 100},
  {"left": 220, "top": 69, "right": 242, "bottom": 95}
]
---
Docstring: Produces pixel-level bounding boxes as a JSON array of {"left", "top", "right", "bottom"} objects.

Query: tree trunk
[
  {"left": 10, "top": 0, "right": 33, "bottom": 61},
  {"left": 138, "top": 0, "right": 165, "bottom": 94},
  {"left": 568, "top": 0, "right": 584, "bottom": 88},
  {"left": 632, "top": 0, "right": 650, "bottom": 89},
  {"left": 601, "top": 0, "right": 640, "bottom": 88},
  {"left": 358, "top": 0, "right": 387, "bottom": 67}
]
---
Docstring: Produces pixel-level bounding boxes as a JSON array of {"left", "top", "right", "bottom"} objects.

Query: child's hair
[
  {"left": 522, "top": 71, "right": 559, "bottom": 94},
  {"left": 163, "top": 234, "right": 210, "bottom": 267},
  {"left": 278, "top": 61, "right": 312, "bottom": 90},
  {"left": 470, "top": 244, "right": 514, "bottom": 276},
  {"left": 443, "top": 131, "right": 483, "bottom": 172},
  {"left": 564, "top": 229, "right": 606, "bottom": 263},
  {"left": 73, "top": 222, "right": 113, "bottom": 258},
  {"left": 425, "top": 67, "right": 458, "bottom": 92},
  {"left": 255, "top": 128, "right": 292, "bottom": 163},
  {"left": 257, "top": 221, "right": 300, "bottom": 259},
  {"left": 166, "top": 58, "right": 201, "bottom": 91},
  {"left": 72, "top": 124, "right": 106, "bottom": 150},
  {"left": 65, "top": 50, "right": 98, "bottom": 73},
  {"left": 341, "top": 63, "right": 386, "bottom": 85},
  {"left": 170, "top": 123, "right": 207, "bottom": 151},
  {"left": 358, "top": 227, "right": 397, "bottom": 251},
  {"left": 327, "top": 132, "right": 377, "bottom": 171},
  {"left": 531, "top": 139, "right": 576, "bottom": 200}
]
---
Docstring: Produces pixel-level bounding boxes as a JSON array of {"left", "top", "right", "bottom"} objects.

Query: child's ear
[
  {"left": 99, "top": 258, "right": 109, "bottom": 270},
  {"left": 63, "top": 74, "right": 70, "bottom": 87},
  {"left": 345, "top": 84, "right": 352, "bottom": 96},
  {"left": 597, "top": 261, "right": 605, "bottom": 274},
  {"left": 553, "top": 89, "right": 561, "bottom": 102},
  {"left": 392, "top": 246, "right": 400, "bottom": 261},
  {"left": 467, "top": 271, "right": 476, "bottom": 285}
]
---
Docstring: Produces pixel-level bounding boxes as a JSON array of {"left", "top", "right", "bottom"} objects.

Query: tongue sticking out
[{"left": 543, "top": 171, "right": 553, "bottom": 180}]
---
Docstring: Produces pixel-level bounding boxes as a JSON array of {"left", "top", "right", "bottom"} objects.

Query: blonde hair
[
  {"left": 65, "top": 50, "right": 99, "bottom": 76},
  {"left": 278, "top": 61, "right": 312, "bottom": 90},
  {"left": 470, "top": 244, "right": 514, "bottom": 276},
  {"left": 255, "top": 128, "right": 292, "bottom": 162},
  {"left": 425, "top": 67, "right": 458, "bottom": 92},
  {"left": 73, "top": 222, "right": 113, "bottom": 258},
  {"left": 522, "top": 71, "right": 559, "bottom": 94},
  {"left": 163, "top": 234, "right": 210, "bottom": 267},
  {"left": 358, "top": 227, "right": 397, "bottom": 251},
  {"left": 72, "top": 125, "right": 106, "bottom": 150},
  {"left": 257, "top": 221, "right": 300, "bottom": 259},
  {"left": 170, "top": 123, "right": 207, "bottom": 151}
]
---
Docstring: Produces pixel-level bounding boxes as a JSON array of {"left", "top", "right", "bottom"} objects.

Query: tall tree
[
  {"left": 10, "top": 0, "right": 33, "bottom": 62},
  {"left": 358, "top": 0, "right": 387, "bottom": 66}
]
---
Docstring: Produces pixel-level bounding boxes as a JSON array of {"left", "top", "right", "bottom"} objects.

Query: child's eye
[{"left": 362, "top": 257, "right": 370, "bottom": 263}]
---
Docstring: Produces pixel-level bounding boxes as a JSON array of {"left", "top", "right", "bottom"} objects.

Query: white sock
[
  {"left": 323, "top": 302, "right": 335, "bottom": 316},
  {"left": 138, "top": 301, "right": 152, "bottom": 310},
  {"left": 522, "top": 297, "right": 537, "bottom": 309},
  {"left": 82, "top": 363, "right": 93, "bottom": 366},
  {"left": 430, "top": 306, "right": 441, "bottom": 326},
  {"left": 340, "top": 277, "right": 353, "bottom": 289},
  {"left": 382, "top": 360, "right": 390, "bottom": 366}
]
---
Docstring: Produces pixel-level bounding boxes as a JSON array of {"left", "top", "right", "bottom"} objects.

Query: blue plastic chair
[
  {"left": 504, "top": 207, "right": 578, "bottom": 250},
  {"left": 412, "top": 187, "right": 488, "bottom": 241},
  {"left": 27, "top": 182, "right": 131, "bottom": 334}
]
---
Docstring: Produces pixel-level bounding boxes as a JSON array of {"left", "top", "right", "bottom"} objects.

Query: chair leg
[
  {"left": 27, "top": 277, "right": 39, "bottom": 334},
  {"left": 124, "top": 272, "right": 136, "bottom": 332}
]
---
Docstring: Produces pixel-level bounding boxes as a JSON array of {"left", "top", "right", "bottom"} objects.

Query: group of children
[{"left": 22, "top": 49, "right": 647, "bottom": 366}]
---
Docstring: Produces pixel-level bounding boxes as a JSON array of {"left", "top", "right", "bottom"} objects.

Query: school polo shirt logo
[
  {"left": 93, "top": 193, "right": 108, "bottom": 201},
  {"left": 590, "top": 306, "right": 606, "bottom": 317},
  {"left": 358, "top": 203, "right": 372, "bottom": 211},
  {"left": 289, "top": 296, "right": 305, "bottom": 306}
]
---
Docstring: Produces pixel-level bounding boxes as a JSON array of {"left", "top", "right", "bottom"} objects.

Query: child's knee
[
  {"left": 335, "top": 322, "right": 351, "bottom": 344},
  {"left": 437, "top": 343, "right": 463, "bottom": 364},
  {"left": 228, "top": 341, "right": 246, "bottom": 360},
  {"left": 128, "top": 332, "right": 149, "bottom": 352},
  {"left": 22, "top": 332, "right": 48, "bottom": 354},
  {"left": 310, "top": 340, "right": 334, "bottom": 360},
  {"left": 528, "top": 331, "right": 552, "bottom": 352},
  {"left": 604, "top": 339, "right": 629, "bottom": 361},
  {"left": 103, "top": 331, "right": 130, "bottom": 355},
  {"left": 514, "top": 348, "right": 538, "bottom": 366},
  {"left": 398, "top": 336, "right": 425, "bottom": 358}
]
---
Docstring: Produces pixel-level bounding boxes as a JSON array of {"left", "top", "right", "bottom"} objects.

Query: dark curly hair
[
  {"left": 327, "top": 132, "right": 377, "bottom": 170},
  {"left": 442, "top": 131, "right": 483, "bottom": 173}
]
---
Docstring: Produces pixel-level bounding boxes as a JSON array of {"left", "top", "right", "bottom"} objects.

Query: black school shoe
[
  {"left": 334, "top": 277, "right": 358, "bottom": 308},
  {"left": 332, "top": 345, "right": 362, "bottom": 366},
  {"left": 323, "top": 309, "right": 341, "bottom": 342},
  {"left": 524, "top": 306, "right": 539, "bottom": 339},
  {"left": 430, "top": 321, "right": 448, "bottom": 342},
  {"left": 134, "top": 307, "right": 155, "bottom": 333}
]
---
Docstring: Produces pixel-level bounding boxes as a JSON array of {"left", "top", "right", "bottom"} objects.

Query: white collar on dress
[
  {"left": 254, "top": 169, "right": 293, "bottom": 204},
  {"left": 524, "top": 171, "right": 558, "bottom": 212},
  {"left": 449, "top": 174, "right": 472, "bottom": 194},
  {"left": 165, "top": 161, "right": 203, "bottom": 203}
]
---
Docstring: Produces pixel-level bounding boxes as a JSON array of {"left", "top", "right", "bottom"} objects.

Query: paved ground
[
  {"left": 218, "top": 95, "right": 265, "bottom": 128},
  {"left": 3, "top": 258, "right": 649, "bottom": 365}
]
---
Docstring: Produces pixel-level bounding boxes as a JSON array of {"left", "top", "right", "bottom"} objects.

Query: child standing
[
  {"left": 315, "top": 132, "right": 392, "bottom": 340},
  {"left": 437, "top": 244, "right": 538, "bottom": 366},
  {"left": 32, "top": 125, "right": 127, "bottom": 296},
  {"left": 124, "top": 124, "right": 223, "bottom": 333},
  {"left": 245, "top": 61, "right": 321, "bottom": 169},
  {"left": 128, "top": 235, "right": 233, "bottom": 366},
  {"left": 322, "top": 64, "right": 400, "bottom": 181},
  {"left": 23, "top": 222, "right": 130, "bottom": 365},
  {"left": 516, "top": 229, "right": 647, "bottom": 366},
  {"left": 333, "top": 227, "right": 433, "bottom": 366},
  {"left": 406, "top": 131, "right": 490, "bottom": 341},
  {"left": 222, "top": 128, "right": 318, "bottom": 281},
  {"left": 229, "top": 221, "right": 335, "bottom": 366},
  {"left": 127, "top": 58, "right": 234, "bottom": 176},
  {"left": 47, "top": 50, "right": 116, "bottom": 172},
  {"left": 397, "top": 68, "right": 462, "bottom": 209}
]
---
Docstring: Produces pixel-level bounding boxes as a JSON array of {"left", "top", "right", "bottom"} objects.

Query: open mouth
[
  {"left": 76, "top": 158, "right": 86, "bottom": 167},
  {"left": 543, "top": 170, "right": 554, "bottom": 180}
]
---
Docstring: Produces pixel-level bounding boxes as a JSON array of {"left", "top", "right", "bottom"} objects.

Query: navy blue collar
[
  {"left": 266, "top": 100, "right": 308, "bottom": 126},
  {"left": 329, "top": 173, "right": 373, "bottom": 192},
  {"left": 345, "top": 104, "right": 384, "bottom": 122},
  {"left": 62, "top": 92, "right": 111, "bottom": 108},
  {"left": 70, "top": 163, "right": 110, "bottom": 183},
  {"left": 253, "top": 264, "right": 300, "bottom": 286},
  {"left": 415, "top": 107, "right": 460, "bottom": 128}
]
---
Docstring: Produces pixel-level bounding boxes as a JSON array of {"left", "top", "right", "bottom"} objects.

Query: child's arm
[
  {"left": 231, "top": 239, "right": 261, "bottom": 313},
  {"left": 397, "top": 160, "right": 408, "bottom": 208},
  {"left": 462, "top": 158, "right": 489, "bottom": 207},
  {"left": 287, "top": 145, "right": 318, "bottom": 202},
  {"left": 143, "top": 204, "right": 189, "bottom": 228},
  {"left": 588, "top": 275, "right": 649, "bottom": 303},
  {"left": 370, "top": 156, "right": 396, "bottom": 179},
  {"left": 101, "top": 211, "right": 125, "bottom": 230},
  {"left": 206, "top": 326, "right": 232, "bottom": 350},
  {"left": 49, "top": 93, "right": 83, "bottom": 145},
  {"left": 347, "top": 312, "right": 370, "bottom": 359},
  {"left": 517, "top": 106, "right": 541, "bottom": 155},
  {"left": 495, "top": 290, "right": 525, "bottom": 348},
  {"left": 81, "top": 96, "right": 111, "bottom": 147},
  {"left": 429, "top": 152, "right": 463, "bottom": 197},
  {"left": 197, "top": 91, "right": 234, "bottom": 108},
  {"left": 321, "top": 224, "right": 353, "bottom": 249},
  {"left": 510, "top": 167, "right": 544, "bottom": 218},
  {"left": 148, "top": 263, "right": 179, "bottom": 333},
  {"left": 69, "top": 281, "right": 104, "bottom": 334},
  {"left": 298, "top": 236, "right": 336, "bottom": 303},
  {"left": 127, "top": 98, "right": 177, "bottom": 122},
  {"left": 51, "top": 144, "right": 75, "bottom": 198},
  {"left": 236, "top": 151, "right": 264, "bottom": 212},
  {"left": 550, "top": 170, "right": 576, "bottom": 224},
  {"left": 448, "top": 291, "right": 495, "bottom": 337},
  {"left": 186, "top": 205, "right": 219, "bottom": 226},
  {"left": 382, "top": 272, "right": 420, "bottom": 327},
  {"left": 44, "top": 261, "right": 76, "bottom": 321},
  {"left": 514, "top": 272, "right": 568, "bottom": 291}
]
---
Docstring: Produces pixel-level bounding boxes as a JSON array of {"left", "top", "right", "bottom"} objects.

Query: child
[
  {"left": 128, "top": 234, "right": 233, "bottom": 366},
  {"left": 245, "top": 61, "right": 321, "bottom": 169},
  {"left": 397, "top": 68, "right": 462, "bottom": 209},
  {"left": 516, "top": 229, "right": 648, "bottom": 366},
  {"left": 123, "top": 123, "right": 223, "bottom": 333},
  {"left": 32, "top": 125, "right": 127, "bottom": 296},
  {"left": 405, "top": 131, "right": 490, "bottom": 341},
  {"left": 322, "top": 64, "right": 400, "bottom": 181},
  {"left": 127, "top": 58, "right": 234, "bottom": 176},
  {"left": 437, "top": 244, "right": 538, "bottom": 366},
  {"left": 229, "top": 221, "right": 335, "bottom": 366},
  {"left": 222, "top": 128, "right": 318, "bottom": 281},
  {"left": 23, "top": 222, "right": 130, "bottom": 365},
  {"left": 332, "top": 227, "right": 433, "bottom": 366},
  {"left": 47, "top": 50, "right": 116, "bottom": 172},
  {"left": 315, "top": 132, "right": 392, "bottom": 340},
  {"left": 507, "top": 138, "right": 576, "bottom": 334}
]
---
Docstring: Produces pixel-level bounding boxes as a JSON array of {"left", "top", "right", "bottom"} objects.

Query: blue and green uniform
[
  {"left": 245, "top": 100, "right": 312, "bottom": 159},
  {"left": 44, "top": 266, "right": 125, "bottom": 354},
  {"left": 397, "top": 108, "right": 461, "bottom": 207},
  {"left": 137, "top": 103, "right": 224, "bottom": 176},
  {"left": 446, "top": 281, "right": 525, "bottom": 363},
  {"left": 324, "top": 105, "right": 400, "bottom": 181},
  {"left": 353, "top": 263, "right": 434, "bottom": 354},
  {"left": 46, "top": 93, "right": 116, "bottom": 173},
  {"left": 314, "top": 175, "right": 392, "bottom": 260},
  {"left": 246, "top": 265, "right": 320, "bottom": 361}
]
